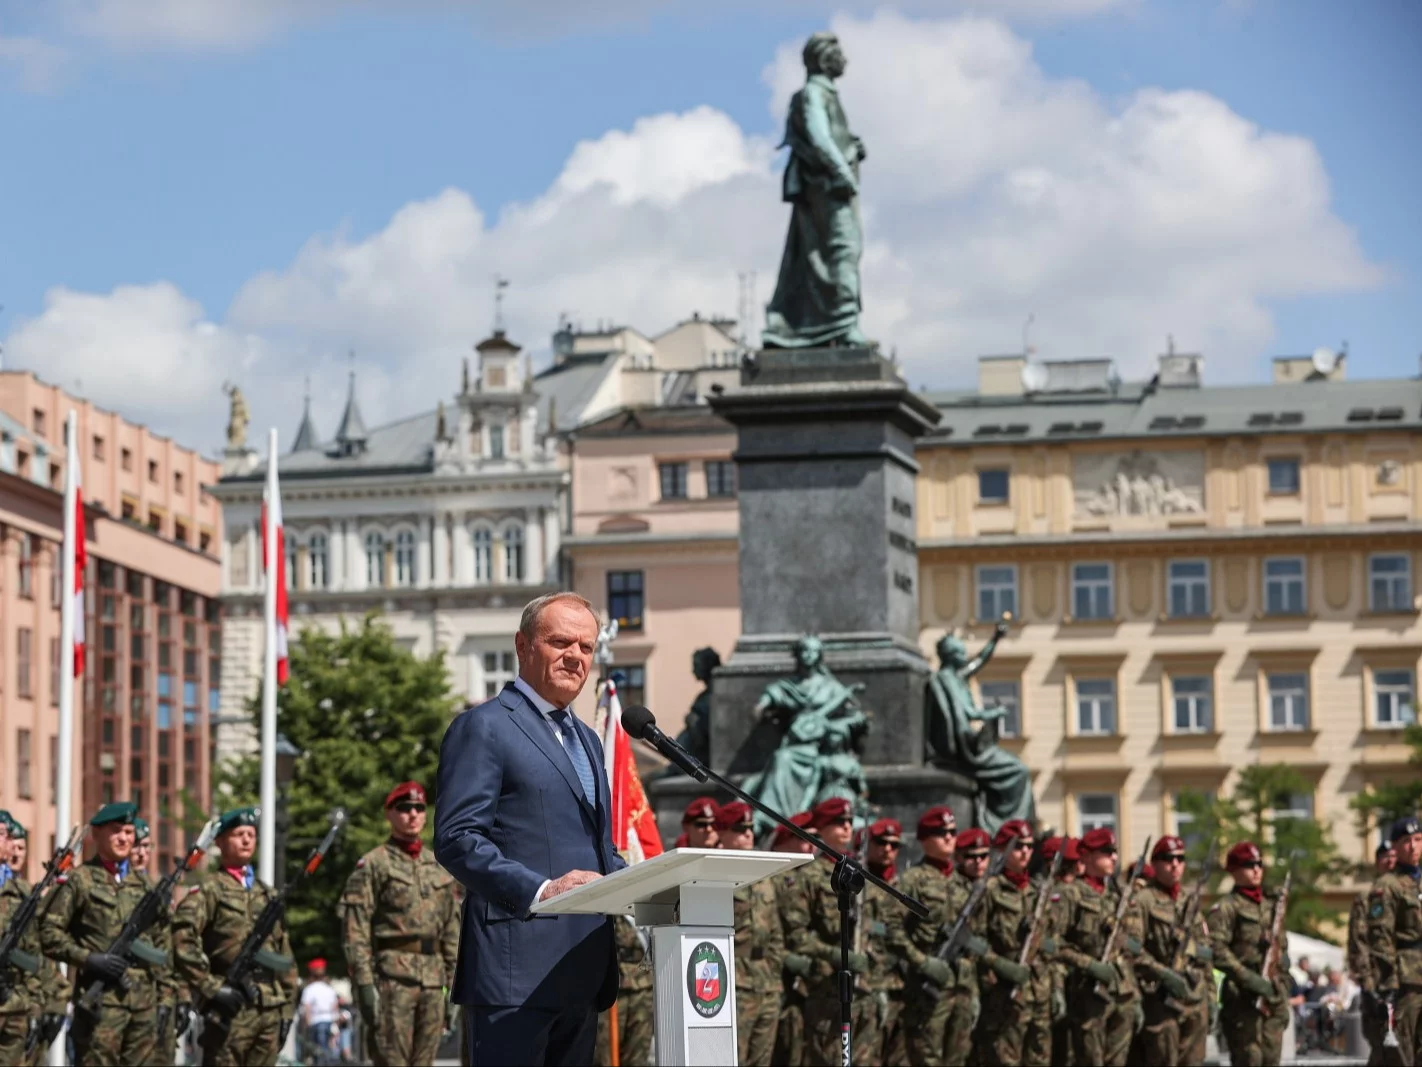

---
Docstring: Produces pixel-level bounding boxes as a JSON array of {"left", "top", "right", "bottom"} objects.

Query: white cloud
[
  {"left": 4, "top": 10, "right": 1380, "bottom": 450},
  {"left": 0, "top": 32, "right": 68, "bottom": 90}
]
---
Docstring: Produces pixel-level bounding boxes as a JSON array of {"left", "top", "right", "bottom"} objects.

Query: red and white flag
[
  {"left": 261, "top": 470, "right": 289, "bottom": 685},
  {"left": 66, "top": 436, "right": 85, "bottom": 677},
  {"left": 598, "top": 678, "right": 663, "bottom": 864}
]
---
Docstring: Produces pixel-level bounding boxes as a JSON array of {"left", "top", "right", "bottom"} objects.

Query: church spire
[
  {"left": 334, "top": 354, "right": 368, "bottom": 456},
  {"left": 291, "top": 376, "right": 320, "bottom": 453}
]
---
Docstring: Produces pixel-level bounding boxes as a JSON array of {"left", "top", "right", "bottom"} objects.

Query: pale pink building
[
  {"left": 0, "top": 372, "right": 221, "bottom": 876},
  {"left": 564, "top": 406, "right": 741, "bottom": 727}
]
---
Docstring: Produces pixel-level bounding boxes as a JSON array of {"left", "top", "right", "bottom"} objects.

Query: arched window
[
  {"left": 365, "top": 531, "right": 386, "bottom": 588},
  {"left": 503, "top": 524, "right": 524, "bottom": 583},
  {"left": 284, "top": 536, "right": 298, "bottom": 592},
  {"left": 394, "top": 529, "right": 417, "bottom": 587},
  {"left": 472, "top": 527, "right": 492, "bottom": 584},
  {"left": 308, "top": 533, "right": 329, "bottom": 590}
]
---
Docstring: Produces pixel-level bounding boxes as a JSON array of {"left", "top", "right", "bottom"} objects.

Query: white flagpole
[
  {"left": 258, "top": 427, "right": 278, "bottom": 884},
  {"left": 53, "top": 411, "right": 78, "bottom": 1067}
]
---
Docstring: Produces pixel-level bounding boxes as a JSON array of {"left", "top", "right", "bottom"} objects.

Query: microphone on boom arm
[{"left": 620, "top": 705, "right": 709, "bottom": 783}]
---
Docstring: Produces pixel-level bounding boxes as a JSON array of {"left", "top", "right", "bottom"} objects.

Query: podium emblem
[{"left": 686, "top": 941, "right": 729, "bottom": 1018}]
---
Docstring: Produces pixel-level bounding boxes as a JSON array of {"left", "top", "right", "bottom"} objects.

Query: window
[
  {"left": 284, "top": 537, "right": 298, "bottom": 591},
  {"left": 147, "top": 459, "right": 159, "bottom": 483},
  {"left": 1374, "top": 669, "right": 1417, "bottom": 728},
  {"left": 52, "top": 550, "right": 63, "bottom": 606},
  {"left": 1071, "top": 562, "right": 1114, "bottom": 620},
  {"left": 1171, "top": 675, "right": 1213, "bottom": 734},
  {"left": 612, "top": 664, "right": 646, "bottom": 707},
  {"left": 1267, "top": 457, "right": 1300, "bottom": 495},
  {"left": 394, "top": 530, "right": 417, "bottom": 587},
  {"left": 1076, "top": 678, "right": 1116, "bottom": 735},
  {"left": 1369, "top": 554, "right": 1413, "bottom": 612},
  {"left": 49, "top": 736, "right": 57, "bottom": 803},
  {"left": 32, "top": 409, "right": 45, "bottom": 436},
  {"left": 706, "top": 460, "right": 737, "bottom": 498},
  {"left": 18, "top": 534, "right": 34, "bottom": 598},
  {"left": 472, "top": 527, "right": 492, "bottom": 583},
  {"left": 1273, "top": 792, "right": 1314, "bottom": 825},
  {"left": 364, "top": 532, "right": 386, "bottom": 587},
  {"left": 308, "top": 533, "right": 329, "bottom": 589},
  {"left": 976, "top": 565, "right": 1017, "bottom": 621},
  {"left": 1267, "top": 672, "right": 1309, "bottom": 731},
  {"left": 92, "top": 434, "right": 106, "bottom": 460},
  {"left": 1168, "top": 559, "right": 1210, "bottom": 618},
  {"left": 1077, "top": 793, "right": 1118, "bottom": 833},
  {"left": 979, "top": 680, "right": 1020, "bottom": 739},
  {"left": 17, "top": 628, "right": 33, "bottom": 698},
  {"left": 121, "top": 500, "right": 135, "bottom": 522},
  {"left": 659, "top": 462, "right": 689, "bottom": 500},
  {"left": 503, "top": 525, "right": 524, "bottom": 582},
  {"left": 199, "top": 530, "right": 212, "bottom": 553},
  {"left": 121, "top": 447, "right": 133, "bottom": 471},
  {"left": 50, "top": 638, "right": 61, "bottom": 705},
  {"left": 978, "top": 468, "right": 1010, "bottom": 504},
  {"left": 147, "top": 510, "right": 162, "bottom": 535},
  {"left": 1263, "top": 557, "right": 1306, "bottom": 616},
  {"left": 608, "top": 570, "right": 645, "bottom": 630},
  {"left": 174, "top": 471, "right": 184, "bottom": 493},
  {"left": 16, "top": 729, "right": 31, "bottom": 799},
  {"left": 1173, "top": 790, "right": 1215, "bottom": 854},
  {"left": 173, "top": 521, "right": 188, "bottom": 545},
  {"left": 488, "top": 424, "right": 505, "bottom": 460},
  {"left": 480, "top": 650, "right": 517, "bottom": 699}
]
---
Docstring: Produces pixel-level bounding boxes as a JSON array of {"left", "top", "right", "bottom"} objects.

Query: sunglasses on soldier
[
  {"left": 394, "top": 802, "right": 427, "bottom": 814},
  {"left": 921, "top": 827, "right": 955, "bottom": 838},
  {"left": 959, "top": 850, "right": 990, "bottom": 860},
  {"left": 871, "top": 838, "right": 901, "bottom": 848}
]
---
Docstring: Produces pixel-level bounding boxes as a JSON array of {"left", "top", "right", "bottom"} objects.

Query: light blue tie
[{"left": 550, "top": 709, "right": 597, "bottom": 805}]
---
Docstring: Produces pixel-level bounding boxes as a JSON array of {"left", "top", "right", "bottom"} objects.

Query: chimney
[{"left": 978, "top": 355, "right": 1026, "bottom": 397}]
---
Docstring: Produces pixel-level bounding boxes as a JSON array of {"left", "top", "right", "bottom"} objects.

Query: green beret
[
  {"left": 90, "top": 801, "right": 138, "bottom": 827},
  {"left": 216, "top": 807, "right": 260, "bottom": 836},
  {"left": 133, "top": 817, "right": 151, "bottom": 841},
  {"left": 10, "top": 823, "right": 25, "bottom": 840},
  {"left": 0, "top": 810, "right": 14, "bottom": 834}
]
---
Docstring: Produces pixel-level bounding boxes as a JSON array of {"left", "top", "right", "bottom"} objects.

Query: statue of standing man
[{"left": 762, "top": 32, "right": 870, "bottom": 350}]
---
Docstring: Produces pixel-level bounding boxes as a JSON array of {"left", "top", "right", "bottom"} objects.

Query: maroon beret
[
  {"left": 771, "top": 811, "right": 815, "bottom": 848},
  {"left": 715, "top": 801, "right": 753, "bottom": 831},
  {"left": 869, "top": 818, "right": 902, "bottom": 842},
  {"left": 384, "top": 782, "right": 427, "bottom": 809},
  {"left": 1063, "top": 837, "right": 1081, "bottom": 861},
  {"left": 1079, "top": 828, "right": 1118, "bottom": 853},
  {"left": 955, "top": 827, "right": 991, "bottom": 852},
  {"left": 1039, "top": 836, "right": 1063, "bottom": 861},
  {"left": 1152, "top": 835, "right": 1186, "bottom": 860},
  {"left": 1226, "top": 841, "right": 1262, "bottom": 868},
  {"left": 682, "top": 797, "right": 721, "bottom": 825},
  {"left": 992, "top": 819, "right": 1034, "bottom": 849},
  {"left": 809, "top": 797, "right": 853, "bottom": 829},
  {"left": 916, "top": 805, "right": 958, "bottom": 838}
]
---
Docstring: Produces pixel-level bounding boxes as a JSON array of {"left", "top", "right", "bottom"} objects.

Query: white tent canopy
[{"left": 1288, "top": 931, "right": 1345, "bottom": 974}]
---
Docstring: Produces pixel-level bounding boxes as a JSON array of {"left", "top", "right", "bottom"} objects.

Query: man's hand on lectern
[{"left": 541, "top": 870, "right": 602, "bottom": 901}]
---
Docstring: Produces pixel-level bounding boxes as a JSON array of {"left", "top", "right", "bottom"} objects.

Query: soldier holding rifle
[
  {"left": 1207, "top": 840, "right": 1290, "bottom": 1067},
  {"left": 1367, "top": 815, "right": 1422, "bottom": 1067}
]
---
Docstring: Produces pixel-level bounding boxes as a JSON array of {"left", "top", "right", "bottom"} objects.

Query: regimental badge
[
  {"left": 356, "top": 857, "right": 366, "bottom": 869},
  {"left": 686, "top": 941, "right": 729, "bottom": 1019},
  {"left": 1370, "top": 900, "right": 1385, "bottom": 919}
]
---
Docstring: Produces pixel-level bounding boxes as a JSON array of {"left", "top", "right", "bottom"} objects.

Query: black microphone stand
[{"left": 636, "top": 734, "right": 928, "bottom": 1067}]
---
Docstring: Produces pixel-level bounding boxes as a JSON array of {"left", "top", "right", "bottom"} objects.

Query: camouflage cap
[
  {"left": 216, "top": 806, "right": 260, "bottom": 836},
  {"left": 90, "top": 801, "right": 138, "bottom": 827}
]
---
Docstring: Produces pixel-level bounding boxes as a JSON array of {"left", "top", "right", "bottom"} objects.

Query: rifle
[
  {"left": 1010, "top": 849, "right": 1064, "bottom": 1002},
  {"left": 1163, "top": 838, "right": 1217, "bottom": 1013},
  {"left": 198, "top": 809, "right": 345, "bottom": 1067},
  {"left": 77, "top": 816, "right": 221, "bottom": 1015},
  {"left": 1255, "top": 867, "right": 1291, "bottom": 1016},
  {"left": 930, "top": 847, "right": 1009, "bottom": 980},
  {"left": 0, "top": 826, "right": 83, "bottom": 1006},
  {"left": 1092, "top": 835, "right": 1151, "bottom": 1000}
]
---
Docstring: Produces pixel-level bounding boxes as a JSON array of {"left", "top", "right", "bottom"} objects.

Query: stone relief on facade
[
  {"left": 1074, "top": 450, "right": 1204, "bottom": 518},
  {"left": 1376, "top": 458, "right": 1403, "bottom": 488}
]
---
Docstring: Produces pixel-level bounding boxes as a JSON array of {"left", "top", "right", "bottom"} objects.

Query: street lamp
[{"left": 274, "top": 733, "right": 302, "bottom": 889}]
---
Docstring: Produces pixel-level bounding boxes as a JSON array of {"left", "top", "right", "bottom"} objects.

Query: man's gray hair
[{"left": 519, "top": 591, "right": 598, "bottom": 639}]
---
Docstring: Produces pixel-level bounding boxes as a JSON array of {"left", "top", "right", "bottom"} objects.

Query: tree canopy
[{"left": 1349, "top": 722, "right": 1422, "bottom": 853}]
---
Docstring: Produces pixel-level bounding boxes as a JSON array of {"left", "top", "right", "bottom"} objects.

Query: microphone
[{"left": 620, "top": 705, "right": 709, "bottom": 783}]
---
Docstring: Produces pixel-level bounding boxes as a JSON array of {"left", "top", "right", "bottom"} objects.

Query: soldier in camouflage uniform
[
  {"left": 865, "top": 817, "right": 905, "bottom": 1066},
  {"left": 3, "top": 816, "right": 68, "bottom": 1067},
  {"left": 1132, "top": 836, "right": 1212, "bottom": 1067},
  {"left": 172, "top": 806, "right": 299, "bottom": 1067},
  {"left": 886, "top": 808, "right": 993, "bottom": 1067},
  {"left": 1035, "top": 836, "right": 1076, "bottom": 1067},
  {"left": 716, "top": 801, "right": 784, "bottom": 1066},
  {"left": 130, "top": 816, "right": 183, "bottom": 1057},
  {"left": 770, "top": 811, "right": 816, "bottom": 1067},
  {"left": 341, "top": 781, "right": 459, "bottom": 1067},
  {"left": 1350, "top": 841, "right": 1396, "bottom": 1066},
  {"left": 1207, "top": 840, "right": 1290, "bottom": 1067},
  {"left": 1368, "top": 815, "right": 1422, "bottom": 1067},
  {"left": 594, "top": 917, "right": 653, "bottom": 1067},
  {"left": 41, "top": 801, "right": 169, "bottom": 1066},
  {"left": 0, "top": 814, "right": 44, "bottom": 1066},
  {"left": 1053, "top": 827, "right": 1146, "bottom": 1067},
  {"left": 974, "top": 820, "right": 1055, "bottom": 1067}
]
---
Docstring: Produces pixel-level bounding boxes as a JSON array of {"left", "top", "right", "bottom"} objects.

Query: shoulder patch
[
  {"left": 56, "top": 874, "right": 68, "bottom": 885},
  {"left": 1370, "top": 900, "right": 1385, "bottom": 919},
  {"left": 356, "top": 857, "right": 366, "bottom": 869},
  {"left": 1209, "top": 903, "right": 1221, "bottom": 913},
  {"left": 1050, "top": 893, "right": 1061, "bottom": 902}
]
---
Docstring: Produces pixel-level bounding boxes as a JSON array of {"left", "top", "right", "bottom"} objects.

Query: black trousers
[{"left": 464, "top": 1004, "right": 597, "bottom": 1067}]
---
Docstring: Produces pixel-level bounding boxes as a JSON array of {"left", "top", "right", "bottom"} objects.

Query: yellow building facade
[{"left": 916, "top": 353, "right": 1422, "bottom": 890}]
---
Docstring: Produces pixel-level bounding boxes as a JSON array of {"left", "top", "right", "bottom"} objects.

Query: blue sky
[{"left": 1, "top": 0, "right": 1417, "bottom": 451}]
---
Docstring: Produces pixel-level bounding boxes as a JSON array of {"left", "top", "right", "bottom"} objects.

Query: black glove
[
  {"left": 208, "top": 984, "right": 249, "bottom": 1017},
  {"left": 357, "top": 983, "right": 379, "bottom": 1027},
  {"left": 279, "top": 1017, "right": 293, "bottom": 1046},
  {"left": 39, "top": 1013, "right": 66, "bottom": 1045},
  {"left": 156, "top": 1005, "right": 172, "bottom": 1040},
  {"left": 1238, "top": 970, "right": 1274, "bottom": 998},
  {"left": 83, "top": 952, "right": 130, "bottom": 982},
  {"left": 175, "top": 1003, "right": 193, "bottom": 1037}
]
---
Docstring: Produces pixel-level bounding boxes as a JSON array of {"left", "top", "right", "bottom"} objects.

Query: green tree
[
  {"left": 1349, "top": 722, "right": 1422, "bottom": 857},
  {"left": 1176, "top": 763, "right": 1350, "bottom": 937},
  {"left": 218, "top": 612, "right": 460, "bottom": 971}
]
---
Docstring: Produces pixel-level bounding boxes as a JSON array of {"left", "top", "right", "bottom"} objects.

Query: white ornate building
[{"left": 210, "top": 329, "right": 568, "bottom": 764}]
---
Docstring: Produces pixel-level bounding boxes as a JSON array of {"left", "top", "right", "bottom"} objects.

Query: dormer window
[
  {"left": 485, "top": 366, "right": 507, "bottom": 389},
  {"left": 489, "top": 424, "right": 505, "bottom": 460}
]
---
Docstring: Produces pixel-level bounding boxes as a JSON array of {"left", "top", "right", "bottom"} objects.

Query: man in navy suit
[{"left": 435, "top": 592, "right": 627, "bottom": 1065}]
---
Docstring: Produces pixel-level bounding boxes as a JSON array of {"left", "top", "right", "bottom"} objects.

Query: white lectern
[{"left": 533, "top": 847, "right": 812, "bottom": 1066}]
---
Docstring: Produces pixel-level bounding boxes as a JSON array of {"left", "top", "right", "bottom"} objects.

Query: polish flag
[
  {"left": 261, "top": 476, "right": 289, "bottom": 685},
  {"left": 67, "top": 442, "right": 85, "bottom": 677},
  {"left": 598, "top": 677, "right": 663, "bottom": 864},
  {"left": 695, "top": 959, "right": 721, "bottom": 1002}
]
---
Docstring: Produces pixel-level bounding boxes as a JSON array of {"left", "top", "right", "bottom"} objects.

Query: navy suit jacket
[{"left": 434, "top": 682, "right": 627, "bottom": 1011}]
